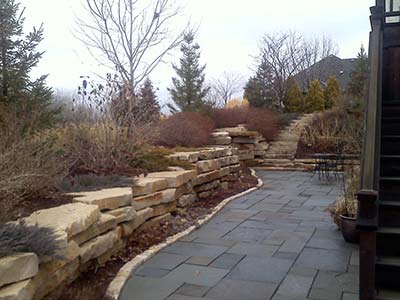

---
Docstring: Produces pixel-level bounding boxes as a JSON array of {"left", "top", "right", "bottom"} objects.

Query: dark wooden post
[
  {"left": 357, "top": 2, "right": 384, "bottom": 300},
  {"left": 357, "top": 190, "right": 378, "bottom": 300}
]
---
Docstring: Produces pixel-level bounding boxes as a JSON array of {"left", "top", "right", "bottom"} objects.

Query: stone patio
[{"left": 121, "top": 171, "right": 359, "bottom": 300}]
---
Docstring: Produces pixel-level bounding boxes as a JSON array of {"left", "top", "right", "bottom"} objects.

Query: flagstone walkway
[{"left": 121, "top": 171, "right": 359, "bottom": 300}]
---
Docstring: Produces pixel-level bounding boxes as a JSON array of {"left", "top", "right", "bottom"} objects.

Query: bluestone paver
[{"left": 120, "top": 171, "right": 359, "bottom": 300}]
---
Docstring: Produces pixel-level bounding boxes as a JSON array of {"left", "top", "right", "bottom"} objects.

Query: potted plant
[{"left": 327, "top": 165, "right": 360, "bottom": 243}]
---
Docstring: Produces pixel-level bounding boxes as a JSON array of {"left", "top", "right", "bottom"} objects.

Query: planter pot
[{"left": 340, "top": 214, "right": 360, "bottom": 244}]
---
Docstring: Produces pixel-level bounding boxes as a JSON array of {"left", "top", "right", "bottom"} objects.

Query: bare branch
[{"left": 75, "top": 0, "right": 186, "bottom": 89}]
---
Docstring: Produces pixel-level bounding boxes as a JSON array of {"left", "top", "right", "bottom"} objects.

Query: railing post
[{"left": 357, "top": 3, "right": 384, "bottom": 300}]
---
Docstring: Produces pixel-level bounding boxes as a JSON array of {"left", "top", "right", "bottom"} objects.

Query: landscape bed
[{"left": 44, "top": 167, "right": 258, "bottom": 300}]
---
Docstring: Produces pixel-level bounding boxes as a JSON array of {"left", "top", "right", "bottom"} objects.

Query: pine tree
[
  {"left": 0, "top": 0, "right": 58, "bottom": 132},
  {"left": 168, "top": 30, "right": 210, "bottom": 113},
  {"left": 324, "top": 76, "right": 340, "bottom": 109},
  {"left": 244, "top": 54, "right": 274, "bottom": 108},
  {"left": 348, "top": 45, "right": 368, "bottom": 99},
  {"left": 286, "top": 79, "right": 304, "bottom": 113},
  {"left": 139, "top": 78, "right": 160, "bottom": 123},
  {"left": 305, "top": 80, "right": 325, "bottom": 113}
]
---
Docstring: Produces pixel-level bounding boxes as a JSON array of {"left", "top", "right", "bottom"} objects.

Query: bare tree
[
  {"left": 298, "top": 36, "right": 339, "bottom": 88},
  {"left": 209, "top": 72, "right": 244, "bottom": 106},
  {"left": 75, "top": 0, "right": 186, "bottom": 89},
  {"left": 258, "top": 31, "right": 337, "bottom": 109}
]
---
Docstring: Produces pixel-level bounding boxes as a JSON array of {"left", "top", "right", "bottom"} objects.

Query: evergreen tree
[
  {"left": 324, "top": 76, "right": 341, "bottom": 109},
  {"left": 348, "top": 45, "right": 368, "bottom": 99},
  {"left": 305, "top": 80, "right": 325, "bottom": 113},
  {"left": 244, "top": 54, "right": 274, "bottom": 108},
  {"left": 286, "top": 79, "right": 304, "bottom": 113},
  {"left": 139, "top": 78, "right": 160, "bottom": 123},
  {"left": 168, "top": 30, "right": 209, "bottom": 113},
  {"left": 0, "top": 0, "right": 58, "bottom": 132}
]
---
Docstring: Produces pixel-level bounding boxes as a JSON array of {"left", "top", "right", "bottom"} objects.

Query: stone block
[
  {"left": 212, "top": 136, "right": 232, "bottom": 145},
  {"left": 198, "top": 150, "right": 213, "bottom": 160},
  {"left": 71, "top": 187, "right": 132, "bottom": 211},
  {"left": 211, "top": 131, "right": 230, "bottom": 138},
  {"left": 151, "top": 202, "right": 177, "bottom": 218},
  {"left": 196, "top": 159, "right": 221, "bottom": 174},
  {"left": 23, "top": 203, "right": 100, "bottom": 239},
  {"left": 232, "top": 137, "right": 257, "bottom": 144},
  {"left": 175, "top": 183, "right": 194, "bottom": 199},
  {"left": 221, "top": 182, "right": 229, "bottom": 190},
  {"left": 121, "top": 208, "right": 154, "bottom": 237},
  {"left": 96, "top": 239, "right": 125, "bottom": 266},
  {"left": 146, "top": 170, "right": 196, "bottom": 188},
  {"left": 194, "top": 180, "right": 220, "bottom": 193},
  {"left": 211, "top": 149, "right": 227, "bottom": 158},
  {"left": 38, "top": 241, "right": 80, "bottom": 275},
  {"left": 0, "top": 279, "right": 34, "bottom": 300},
  {"left": 229, "top": 164, "right": 241, "bottom": 173},
  {"left": 198, "top": 189, "right": 216, "bottom": 199},
  {"left": 229, "top": 155, "right": 240, "bottom": 165},
  {"left": 217, "top": 157, "right": 231, "bottom": 167},
  {"left": 177, "top": 194, "right": 197, "bottom": 207},
  {"left": 254, "top": 150, "right": 266, "bottom": 157},
  {"left": 0, "top": 253, "right": 38, "bottom": 288},
  {"left": 71, "top": 214, "right": 118, "bottom": 245},
  {"left": 30, "top": 258, "right": 80, "bottom": 300},
  {"left": 168, "top": 152, "right": 200, "bottom": 163},
  {"left": 238, "top": 150, "right": 255, "bottom": 161},
  {"left": 79, "top": 227, "right": 121, "bottom": 264},
  {"left": 105, "top": 207, "right": 137, "bottom": 224},
  {"left": 132, "top": 189, "right": 177, "bottom": 210},
  {"left": 221, "top": 173, "right": 240, "bottom": 182},
  {"left": 192, "top": 170, "right": 221, "bottom": 187},
  {"left": 137, "top": 213, "right": 172, "bottom": 232},
  {"left": 132, "top": 177, "right": 169, "bottom": 196},
  {"left": 192, "top": 168, "right": 229, "bottom": 187}
]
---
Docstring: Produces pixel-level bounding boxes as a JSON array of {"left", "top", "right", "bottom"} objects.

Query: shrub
[
  {"left": 0, "top": 221, "right": 63, "bottom": 259},
  {"left": 246, "top": 108, "right": 280, "bottom": 141},
  {"left": 327, "top": 166, "right": 360, "bottom": 227},
  {"left": 324, "top": 76, "right": 341, "bottom": 109},
  {"left": 211, "top": 107, "right": 248, "bottom": 128},
  {"left": 301, "top": 109, "right": 363, "bottom": 154},
  {"left": 157, "top": 112, "right": 215, "bottom": 148},
  {"left": 0, "top": 132, "right": 73, "bottom": 223},
  {"left": 59, "top": 122, "right": 149, "bottom": 177},
  {"left": 305, "top": 80, "right": 325, "bottom": 113}
]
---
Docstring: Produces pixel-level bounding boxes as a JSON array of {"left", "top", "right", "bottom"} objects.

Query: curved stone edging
[{"left": 105, "top": 169, "right": 263, "bottom": 300}]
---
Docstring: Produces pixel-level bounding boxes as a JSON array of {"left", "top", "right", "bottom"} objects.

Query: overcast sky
[{"left": 20, "top": 0, "right": 375, "bottom": 106}]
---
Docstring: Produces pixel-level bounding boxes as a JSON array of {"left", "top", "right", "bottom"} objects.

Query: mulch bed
[{"left": 44, "top": 167, "right": 258, "bottom": 300}]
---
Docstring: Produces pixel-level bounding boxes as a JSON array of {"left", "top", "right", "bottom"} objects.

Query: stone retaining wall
[
  {"left": 210, "top": 125, "right": 270, "bottom": 163},
  {"left": 0, "top": 148, "right": 242, "bottom": 300}
]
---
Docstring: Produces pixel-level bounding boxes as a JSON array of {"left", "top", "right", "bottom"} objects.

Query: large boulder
[
  {"left": 146, "top": 170, "right": 196, "bottom": 188},
  {"left": 131, "top": 189, "right": 177, "bottom": 210},
  {"left": 0, "top": 253, "right": 38, "bottom": 288},
  {"left": 23, "top": 203, "right": 100, "bottom": 239},
  {"left": 132, "top": 177, "right": 169, "bottom": 197},
  {"left": 71, "top": 188, "right": 132, "bottom": 211}
]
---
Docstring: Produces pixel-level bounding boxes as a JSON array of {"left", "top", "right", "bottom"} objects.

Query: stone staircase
[{"left": 262, "top": 114, "right": 315, "bottom": 170}]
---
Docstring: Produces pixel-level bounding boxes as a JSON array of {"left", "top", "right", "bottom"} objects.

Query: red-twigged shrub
[
  {"left": 246, "top": 108, "right": 280, "bottom": 141},
  {"left": 157, "top": 112, "right": 215, "bottom": 148},
  {"left": 211, "top": 107, "right": 248, "bottom": 128}
]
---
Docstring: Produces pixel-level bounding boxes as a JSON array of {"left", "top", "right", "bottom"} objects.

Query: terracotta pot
[{"left": 340, "top": 214, "right": 360, "bottom": 244}]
